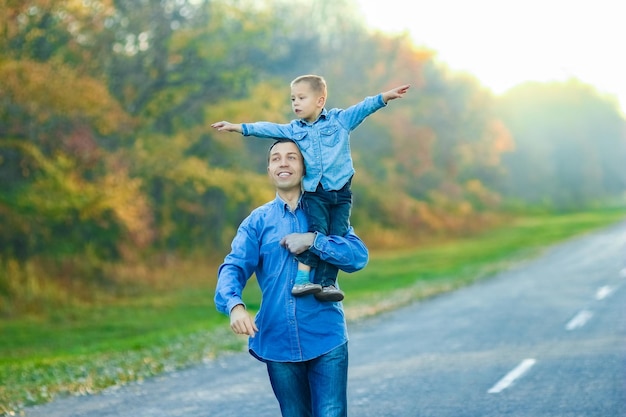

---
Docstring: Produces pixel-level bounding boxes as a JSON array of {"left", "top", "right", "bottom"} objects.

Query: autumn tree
[
  {"left": 0, "top": 1, "right": 150, "bottom": 266},
  {"left": 2, "top": 0, "right": 624, "bottom": 310}
]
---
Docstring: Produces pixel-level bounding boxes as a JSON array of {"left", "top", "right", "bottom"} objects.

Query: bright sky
[{"left": 355, "top": 0, "right": 626, "bottom": 116}]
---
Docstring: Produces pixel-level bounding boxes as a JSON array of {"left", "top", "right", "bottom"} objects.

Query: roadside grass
[
  {"left": 340, "top": 209, "right": 626, "bottom": 318},
  {"left": 1, "top": 208, "right": 625, "bottom": 415}
]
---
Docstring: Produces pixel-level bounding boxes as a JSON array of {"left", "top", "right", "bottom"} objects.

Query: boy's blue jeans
[
  {"left": 297, "top": 180, "right": 352, "bottom": 287},
  {"left": 266, "top": 342, "right": 349, "bottom": 417}
]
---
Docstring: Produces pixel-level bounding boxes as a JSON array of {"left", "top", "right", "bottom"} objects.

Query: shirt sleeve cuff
[
  {"left": 227, "top": 299, "right": 245, "bottom": 314},
  {"left": 241, "top": 124, "right": 249, "bottom": 136},
  {"left": 377, "top": 93, "right": 387, "bottom": 107},
  {"left": 310, "top": 231, "right": 329, "bottom": 257}
]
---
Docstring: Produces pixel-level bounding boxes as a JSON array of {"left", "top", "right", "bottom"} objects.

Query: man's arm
[
  {"left": 280, "top": 227, "right": 369, "bottom": 273},
  {"left": 215, "top": 221, "right": 261, "bottom": 338},
  {"left": 229, "top": 304, "right": 258, "bottom": 337},
  {"left": 214, "top": 220, "right": 259, "bottom": 315}
]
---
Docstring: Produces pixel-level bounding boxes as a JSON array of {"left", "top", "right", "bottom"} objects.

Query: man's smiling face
[{"left": 267, "top": 141, "right": 304, "bottom": 192}]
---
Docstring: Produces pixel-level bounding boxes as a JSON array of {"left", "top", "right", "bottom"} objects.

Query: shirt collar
[
  {"left": 298, "top": 108, "right": 328, "bottom": 126},
  {"left": 274, "top": 193, "right": 304, "bottom": 216}
]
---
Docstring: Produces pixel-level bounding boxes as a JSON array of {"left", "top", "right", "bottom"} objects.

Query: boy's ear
[{"left": 317, "top": 95, "right": 326, "bottom": 107}]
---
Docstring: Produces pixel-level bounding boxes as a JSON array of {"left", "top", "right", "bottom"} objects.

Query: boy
[{"left": 212, "top": 75, "right": 409, "bottom": 301}]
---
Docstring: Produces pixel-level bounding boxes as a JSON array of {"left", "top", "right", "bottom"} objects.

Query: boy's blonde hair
[{"left": 291, "top": 74, "right": 327, "bottom": 98}]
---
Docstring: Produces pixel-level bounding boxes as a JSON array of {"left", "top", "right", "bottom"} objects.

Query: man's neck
[{"left": 277, "top": 189, "right": 301, "bottom": 211}]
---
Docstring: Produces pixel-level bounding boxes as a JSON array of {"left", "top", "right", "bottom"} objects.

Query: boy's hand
[
  {"left": 211, "top": 121, "right": 243, "bottom": 133},
  {"left": 382, "top": 84, "right": 411, "bottom": 103}
]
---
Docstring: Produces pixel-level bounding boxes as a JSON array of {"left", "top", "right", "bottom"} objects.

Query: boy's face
[{"left": 291, "top": 81, "right": 325, "bottom": 123}]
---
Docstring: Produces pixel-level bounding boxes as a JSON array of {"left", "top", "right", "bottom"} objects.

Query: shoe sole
[
  {"left": 314, "top": 292, "right": 345, "bottom": 302},
  {"left": 292, "top": 286, "right": 322, "bottom": 296}
]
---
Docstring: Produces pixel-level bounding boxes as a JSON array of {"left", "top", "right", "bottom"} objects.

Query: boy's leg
[
  {"left": 292, "top": 263, "right": 321, "bottom": 296},
  {"left": 292, "top": 188, "right": 328, "bottom": 296},
  {"left": 314, "top": 183, "right": 352, "bottom": 302},
  {"left": 312, "top": 261, "right": 342, "bottom": 301}
]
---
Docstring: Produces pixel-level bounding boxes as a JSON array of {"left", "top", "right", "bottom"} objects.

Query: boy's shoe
[
  {"left": 314, "top": 285, "right": 345, "bottom": 302},
  {"left": 292, "top": 282, "right": 322, "bottom": 296}
]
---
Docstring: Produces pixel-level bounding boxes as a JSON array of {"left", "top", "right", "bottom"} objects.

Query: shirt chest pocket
[
  {"left": 320, "top": 125, "right": 340, "bottom": 147},
  {"left": 292, "top": 131, "right": 310, "bottom": 150},
  {"left": 260, "top": 241, "right": 285, "bottom": 278}
]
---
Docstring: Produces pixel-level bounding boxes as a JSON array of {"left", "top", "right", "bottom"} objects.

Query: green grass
[
  {"left": 1, "top": 208, "right": 625, "bottom": 415},
  {"left": 339, "top": 209, "right": 626, "bottom": 318}
]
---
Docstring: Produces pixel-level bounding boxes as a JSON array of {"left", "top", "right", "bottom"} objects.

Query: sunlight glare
[{"left": 355, "top": 0, "right": 626, "bottom": 115}]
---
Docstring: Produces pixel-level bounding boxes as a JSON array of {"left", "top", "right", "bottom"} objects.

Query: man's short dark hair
[
  {"left": 267, "top": 139, "right": 297, "bottom": 163},
  {"left": 267, "top": 139, "right": 305, "bottom": 174}
]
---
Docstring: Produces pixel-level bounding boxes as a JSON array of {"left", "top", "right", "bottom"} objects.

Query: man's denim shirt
[
  {"left": 241, "top": 94, "right": 386, "bottom": 192},
  {"left": 215, "top": 194, "right": 369, "bottom": 362}
]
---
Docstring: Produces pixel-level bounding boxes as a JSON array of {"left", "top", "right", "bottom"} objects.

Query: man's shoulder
[
  {"left": 236, "top": 201, "right": 276, "bottom": 236},
  {"left": 247, "top": 198, "right": 281, "bottom": 221},
  {"left": 250, "top": 199, "right": 275, "bottom": 213}
]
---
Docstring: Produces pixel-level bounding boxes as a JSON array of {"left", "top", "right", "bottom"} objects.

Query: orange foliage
[
  {"left": 465, "top": 179, "right": 501, "bottom": 209},
  {"left": 100, "top": 168, "right": 154, "bottom": 248},
  {"left": 484, "top": 119, "right": 515, "bottom": 164}
]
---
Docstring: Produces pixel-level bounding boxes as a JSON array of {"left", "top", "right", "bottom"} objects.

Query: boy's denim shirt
[{"left": 241, "top": 94, "right": 386, "bottom": 192}]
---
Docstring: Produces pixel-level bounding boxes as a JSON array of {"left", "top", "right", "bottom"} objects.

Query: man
[{"left": 214, "top": 139, "right": 369, "bottom": 417}]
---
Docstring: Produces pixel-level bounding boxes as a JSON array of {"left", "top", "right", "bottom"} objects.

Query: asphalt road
[{"left": 24, "top": 221, "right": 626, "bottom": 417}]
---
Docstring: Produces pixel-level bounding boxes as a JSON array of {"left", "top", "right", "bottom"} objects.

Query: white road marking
[
  {"left": 595, "top": 285, "right": 614, "bottom": 300},
  {"left": 565, "top": 309, "right": 593, "bottom": 330},
  {"left": 487, "top": 358, "right": 536, "bottom": 394}
]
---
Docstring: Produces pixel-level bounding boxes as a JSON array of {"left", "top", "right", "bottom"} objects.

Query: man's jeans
[
  {"left": 296, "top": 180, "right": 352, "bottom": 287},
  {"left": 266, "top": 342, "right": 349, "bottom": 417}
]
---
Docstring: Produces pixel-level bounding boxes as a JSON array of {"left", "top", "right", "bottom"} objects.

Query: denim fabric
[
  {"left": 296, "top": 180, "right": 352, "bottom": 287},
  {"left": 266, "top": 342, "right": 348, "bottom": 417},
  {"left": 215, "top": 195, "right": 369, "bottom": 362},
  {"left": 241, "top": 94, "right": 386, "bottom": 192}
]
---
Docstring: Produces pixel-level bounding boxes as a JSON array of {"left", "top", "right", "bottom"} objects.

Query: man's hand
[
  {"left": 280, "top": 232, "right": 316, "bottom": 255},
  {"left": 382, "top": 84, "right": 410, "bottom": 104},
  {"left": 230, "top": 304, "right": 258, "bottom": 337},
  {"left": 211, "top": 121, "right": 243, "bottom": 133}
]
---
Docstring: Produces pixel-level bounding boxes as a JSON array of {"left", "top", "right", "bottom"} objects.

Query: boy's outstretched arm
[
  {"left": 382, "top": 84, "right": 410, "bottom": 104},
  {"left": 211, "top": 121, "right": 243, "bottom": 133}
]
